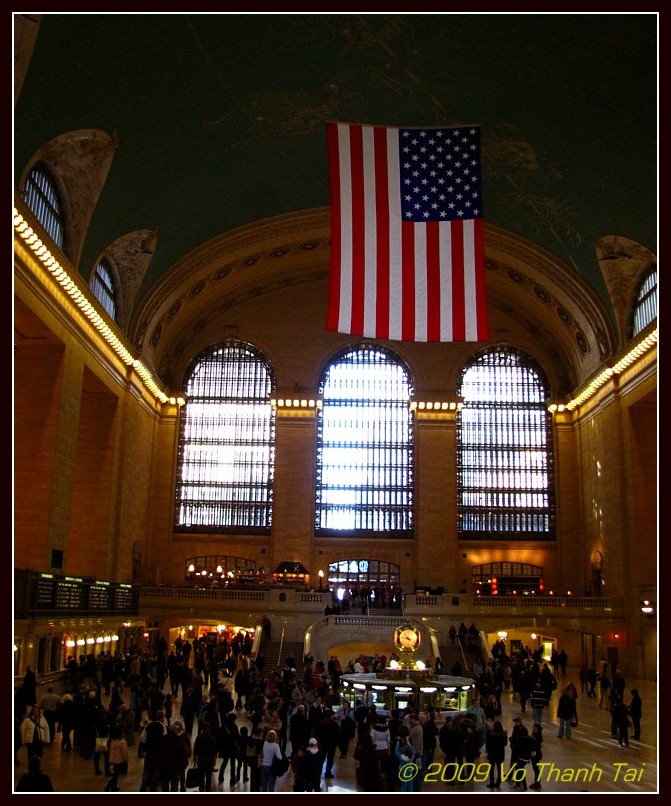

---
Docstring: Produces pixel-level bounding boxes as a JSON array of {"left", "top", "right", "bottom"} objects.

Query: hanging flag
[{"left": 326, "top": 122, "right": 489, "bottom": 342}]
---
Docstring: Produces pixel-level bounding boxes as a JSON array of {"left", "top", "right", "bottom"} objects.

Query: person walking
[
  {"left": 395, "top": 726, "right": 416, "bottom": 793},
  {"left": 217, "top": 710, "right": 241, "bottom": 786},
  {"left": 599, "top": 670, "right": 611, "bottom": 709},
  {"left": 408, "top": 712, "right": 424, "bottom": 792},
  {"left": 370, "top": 714, "right": 392, "bottom": 788},
  {"left": 629, "top": 688, "right": 643, "bottom": 741},
  {"left": 138, "top": 709, "right": 168, "bottom": 791},
  {"left": 245, "top": 725, "right": 264, "bottom": 792},
  {"left": 485, "top": 719, "right": 507, "bottom": 790},
  {"left": 336, "top": 700, "right": 357, "bottom": 759},
  {"left": 59, "top": 694, "right": 75, "bottom": 752},
  {"left": 510, "top": 724, "right": 534, "bottom": 791},
  {"left": 556, "top": 686, "right": 577, "bottom": 740},
  {"left": 170, "top": 720, "right": 192, "bottom": 792},
  {"left": 528, "top": 723, "right": 544, "bottom": 790},
  {"left": 530, "top": 682, "right": 548, "bottom": 725},
  {"left": 578, "top": 661, "right": 590, "bottom": 694},
  {"left": 611, "top": 695, "right": 631, "bottom": 747},
  {"left": 354, "top": 725, "right": 380, "bottom": 791},
  {"left": 21, "top": 666, "right": 37, "bottom": 706},
  {"left": 105, "top": 726, "right": 129, "bottom": 792},
  {"left": 508, "top": 716, "right": 525, "bottom": 785},
  {"left": 259, "top": 729, "right": 283, "bottom": 792},
  {"left": 290, "top": 704, "right": 311, "bottom": 754},
  {"left": 192, "top": 721, "right": 218, "bottom": 792},
  {"left": 16, "top": 755, "right": 54, "bottom": 792},
  {"left": 38, "top": 686, "right": 63, "bottom": 745},
  {"left": 303, "top": 737, "right": 324, "bottom": 792},
  {"left": 587, "top": 664, "right": 598, "bottom": 698},
  {"left": 316, "top": 708, "right": 340, "bottom": 780},
  {"left": 20, "top": 705, "right": 50, "bottom": 762}
]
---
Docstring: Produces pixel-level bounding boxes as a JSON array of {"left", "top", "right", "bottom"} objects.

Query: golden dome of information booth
[{"left": 341, "top": 621, "right": 474, "bottom": 715}]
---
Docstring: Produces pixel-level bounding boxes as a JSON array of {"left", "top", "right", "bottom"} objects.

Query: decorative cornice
[{"left": 130, "top": 210, "right": 616, "bottom": 394}]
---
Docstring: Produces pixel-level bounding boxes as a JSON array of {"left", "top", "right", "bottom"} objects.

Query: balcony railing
[{"left": 139, "top": 585, "right": 619, "bottom": 615}]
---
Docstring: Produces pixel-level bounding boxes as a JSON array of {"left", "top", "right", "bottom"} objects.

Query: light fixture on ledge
[
  {"left": 547, "top": 402, "right": 566, "bottom": 413},
  {"left": 640, "top": 599, "right": 655, "bottom": 615},
  {"left": 410, "top": 400, "right": 462, "bottom": 411},
  {"left": 270, "top": 397, "right": 323, "bottom": 409}
]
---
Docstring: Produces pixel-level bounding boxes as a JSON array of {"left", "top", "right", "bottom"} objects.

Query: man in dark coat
[
  {"left": 193, "top": 721, "right": 218, "bottom": 791},
  {"left": 290, "top": 704, "right": 311, "bottom": 754},
  {"left": 316, "top": 709, "right": 340, "bottom": 779},
  {"left": 139, "top": 709, "right": 167, "bottom": 792}
]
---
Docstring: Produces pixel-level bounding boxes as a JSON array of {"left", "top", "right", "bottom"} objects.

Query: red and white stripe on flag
[{"left": 326, "top": 122, "right": 489, "bottom": 342}]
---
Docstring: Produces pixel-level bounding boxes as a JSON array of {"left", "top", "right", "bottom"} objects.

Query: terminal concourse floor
[{"left": 14, "top": 666, "right": 657, "bottom": 795}]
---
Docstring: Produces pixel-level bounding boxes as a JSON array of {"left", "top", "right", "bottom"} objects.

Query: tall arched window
[
  {"left": 175, "top": 341, "right": 276, "bottom": 532},
  {"left": 90, "top": 257, "right": 117, "bottom": 320},
  {"left": 23, "top": 162, "right": 65, "bottom": 249},
  {"left": 457, "top": 347, "right": 555, "bottom": 541},
  {"left": 315, "top": 344, "right": 414, "bottom": 537},
  {"left": 631, "top": 266, "right": 657, "bottom": 338}
]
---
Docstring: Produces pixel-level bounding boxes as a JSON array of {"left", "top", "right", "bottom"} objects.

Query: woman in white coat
[{"left": 20, "top": 705, "right": 50, "bottom": 762}]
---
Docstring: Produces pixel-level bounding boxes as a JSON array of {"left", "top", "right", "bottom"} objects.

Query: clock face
[{"left": 396, "top": 627, "right": 420, "bottom": 649}]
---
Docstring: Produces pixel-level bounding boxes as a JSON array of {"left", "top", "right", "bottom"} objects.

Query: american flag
[{"left": 326, "top": 123, "right": 489, "bottom": 342}]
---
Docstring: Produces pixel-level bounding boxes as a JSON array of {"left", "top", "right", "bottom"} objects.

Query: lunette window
[
  {"left": 631, "top": 266, "right": 657, "bottom": 338},
  {"left": 315, "top": 344, "right": 414, "bottom": 537},
  {"left": 457, "top": 347, "right": 555, "bottom": 541},
  {"left": 90, "top": 258, "right": 117, "bottom": 320},
  {"left": 23, "top": 163, "right": 64, "bottom": 249},
  {"left": 175, "top": 341, "right": 275, "bottom": 532}
]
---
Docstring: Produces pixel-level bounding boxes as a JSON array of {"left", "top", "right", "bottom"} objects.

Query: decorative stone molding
[
  {"left": 102, "top": 228, "right": 158, "bottom": 330},
  {"left": 22, "top": 129, "right": 118, "bottom": 269},
  {"left": 595, "top": 235, "right": 656, "bottom": 348},
  {"left": 131, "top": 210, "right": 615, "bottom": 394},
  {"left": 13, "top": 14, "right": 40, "bottom": 105}
]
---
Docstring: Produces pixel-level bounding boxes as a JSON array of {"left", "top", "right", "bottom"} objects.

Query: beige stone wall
[{"left": 13, "top": 211, "right": 657, "bottom": 677}]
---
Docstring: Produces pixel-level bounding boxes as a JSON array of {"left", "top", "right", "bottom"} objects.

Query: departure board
[
  {"left": 88, "top": 584, "right": 112, "bottom": 610},
  {"left": 113, "top": 585, "right": 135, "bottom": 609},
  {"left": 15, "top": 570, "right": 138, "bottom": 616},
  {"left": 55, "top": 580, "right": 85, "bottom": 609}
]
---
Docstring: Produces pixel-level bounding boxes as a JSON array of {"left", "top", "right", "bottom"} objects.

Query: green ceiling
[{"left": 14, "top": 13, "right": 658, "bottom": 320}]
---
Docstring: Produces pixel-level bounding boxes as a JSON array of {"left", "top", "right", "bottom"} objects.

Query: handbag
[
  {"left": 95, "top": 736, "right": 109, "bottom": 753},
  {"left": 270, "top": 752, "right": 290, "bottom": 776},
  {"left": 185, "top": 765, "right": 200, "bottom": 789}
]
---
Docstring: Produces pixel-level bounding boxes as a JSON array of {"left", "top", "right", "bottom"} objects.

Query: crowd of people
[{"left": 14, "top": 634, "right": 645, "bottom": 793}]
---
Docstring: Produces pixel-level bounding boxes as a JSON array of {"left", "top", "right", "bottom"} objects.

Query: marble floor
[{"left": 14, "top": 666, "right": 657, "bottom": 795}]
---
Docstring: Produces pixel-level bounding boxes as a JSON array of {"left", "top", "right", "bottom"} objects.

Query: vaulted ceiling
[{"left": 14, "top": 13, "right": 658, "bottom": 384}]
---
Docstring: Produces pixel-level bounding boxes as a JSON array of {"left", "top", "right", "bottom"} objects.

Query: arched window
[
  {"left": 471, "top": 562, "right": 545, "bottom": 595},
  {"left": 457, "top": 347, "right": 555, "bottom": 541},
  {"left": 23, "top": 162, "right": 64, "bottom": 248},
  {"left": 631, "top": 266, "right": 657, "bottom": 338},
  {"left": 90, "top": 257, "right": 117, "bottom": 320},
  {"left": 315, "top": 344, "right": 414, "bottom": 537},
  {"left": 175, "top": 341, "right": 276, "bottom": 532}
]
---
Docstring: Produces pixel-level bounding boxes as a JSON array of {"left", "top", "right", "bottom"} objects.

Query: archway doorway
[{"left": 327, "top": 558, "right": 402, "bottom": 612}]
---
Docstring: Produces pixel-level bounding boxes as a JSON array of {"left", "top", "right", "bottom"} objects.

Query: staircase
[
  {"left": 438, "top": 642, "right": 472, "bottom": 674},
  {"left": 256, "top": 637, "right": 305, "bottom": 677}
]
